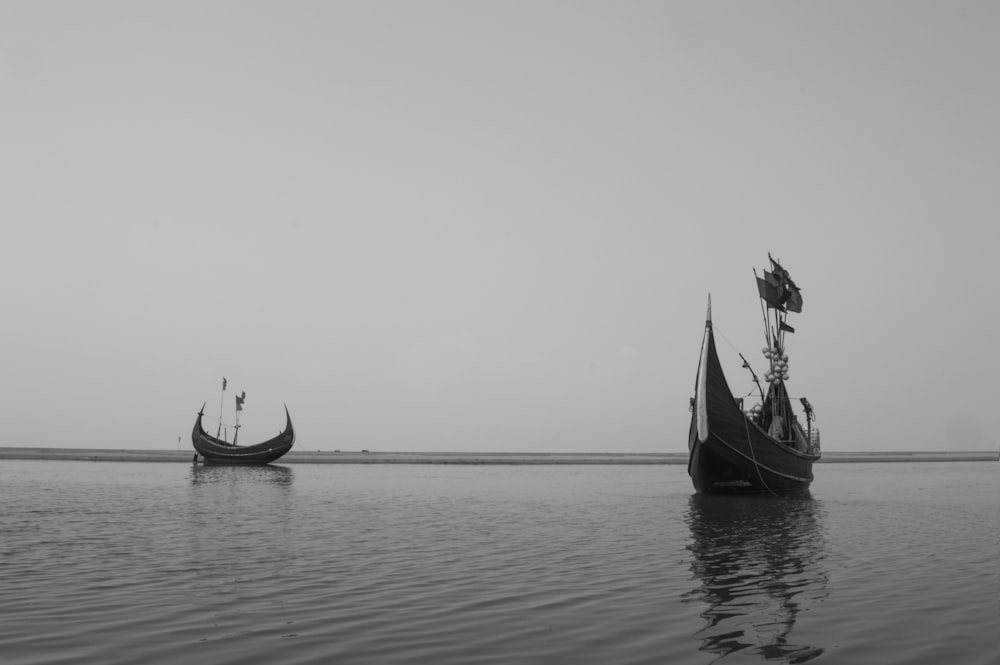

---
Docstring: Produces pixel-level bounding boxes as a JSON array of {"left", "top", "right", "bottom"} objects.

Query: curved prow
[
  {"left": 194, "top": 403, "right": 207, "bottom": 433},
  {"left": 283, "top": 404, "right": 296, "bottom": 445},
  {"left": 192, "top": 403, "right": 209, "bottom": 442},
  {"left": 696, "top": 321, "right": 711, "bottom": 443},
  {"left": 694, "top": 294, "right": 712, "bottom": 444}
]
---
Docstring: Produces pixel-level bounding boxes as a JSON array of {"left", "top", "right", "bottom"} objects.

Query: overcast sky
[{"left": 2, "top": 1, "right": 997, "bottom": 453}]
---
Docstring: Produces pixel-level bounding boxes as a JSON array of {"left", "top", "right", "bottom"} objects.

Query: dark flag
[
  {"left": 769, "top": 255, "right": 791, "bottom": 284},
  {"left": 222, "top": 377, "right": 227, "bottom": 391},
  {"left": 785, "top": 288, "right": 803, "bottom": 313},
  {"left": 780, "top": 320, "right": 796, "bottom": 333},
  {"left": 235, "top": 391, "right": 246, "bottom": 411},
  {"left": 767, "top": 254, "right": 804, "bottom": 313},
  {"left": 757, "top": 275, "right": 784, "bottom": 309}
]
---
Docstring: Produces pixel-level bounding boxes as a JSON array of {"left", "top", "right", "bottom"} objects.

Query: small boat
[
  {"left": 192, "top": 380, "right": 295, "bottom": 464},
  {"left": 688, "top": 255, "right": 821, "bottom": 494},
  {"left": 192, "top": 405, "right": 295, "bottom": 464}
]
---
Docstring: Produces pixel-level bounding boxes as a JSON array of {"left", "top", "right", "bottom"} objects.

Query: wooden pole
[
  {"left": 754, "top": 269, "right": 771, "bottom": 351},
  {"left": 217, "top": 378, "right": 226, "bottom": 438},
  {"left": 233, "top": 391, "right": 244, "bottom": 446}
]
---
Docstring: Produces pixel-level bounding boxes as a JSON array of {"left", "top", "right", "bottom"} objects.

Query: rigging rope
[
  {"left": 713, "top": 324, "right": 742, "bottom": 358},
  {"left": 715, "top": 323, "right": 784, "bottom": 494},
  {"left": 717, "top": 323, "right": 766, "bottom": 406},
  {"left": 201, "top": 414, "right": 239, "bottom": 427},
  {"left": 742, "top": 412, "right": 777, "bottom": 496}
]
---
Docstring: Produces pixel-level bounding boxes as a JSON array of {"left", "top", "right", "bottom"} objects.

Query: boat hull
[
  {"left": 688, "top": 324, "right": 818, "bottom": 494},
  {"left": 688, "top": 419, "right": 815, "bottom": 494},
  {"left": 192, "top": 406, "right": 295, "bottom": 465}
]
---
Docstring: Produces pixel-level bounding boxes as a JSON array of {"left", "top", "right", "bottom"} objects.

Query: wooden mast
[
  {"left": 216, "top": 377, "right": 226, "bottom": 438},
  {"left": 233, "top": 391, "right": 245, "bottom": 446}
]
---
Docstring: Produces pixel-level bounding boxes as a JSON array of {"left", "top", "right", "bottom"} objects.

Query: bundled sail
[{"left": 688, "top": 256, "right": 820, "bottom": 494}]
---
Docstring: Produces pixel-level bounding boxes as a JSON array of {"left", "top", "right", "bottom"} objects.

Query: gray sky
[{"left": 2, "top": 1, "right": 997, "bottom": 453}]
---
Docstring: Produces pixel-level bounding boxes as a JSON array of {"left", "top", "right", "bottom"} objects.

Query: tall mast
[
  {"left": 234, "top": 391, "right": 245, "bottom": 446},
  {"left": 775, "top": 308, "right": 783, "bottom": 353},
  {"left": 754, "top": 268, "right": 772, "bottom": 352},
  {"left": 217, "top": 377, "right": 227, "bottom": 438},
  {"left": 234, "top": 405, "right": 241, "bottom": 446}
]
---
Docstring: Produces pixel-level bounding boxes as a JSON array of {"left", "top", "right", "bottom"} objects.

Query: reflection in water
[
  {"left": 185, "top": 464, "right": 295, "bottom": 573},
  {"left": 189, "top": 463, "right": 294, "bottom": 487},
  {"left": 684, "top": 493, "right": 828, "bottom": 663}
]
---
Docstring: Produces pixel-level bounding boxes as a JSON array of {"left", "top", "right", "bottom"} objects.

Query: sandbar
[{"left": 0, "top": 447, "right": 995, "bottom": 464}]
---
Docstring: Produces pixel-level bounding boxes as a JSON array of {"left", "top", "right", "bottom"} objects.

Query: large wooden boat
[
  {"left": 192, "top": 385, "right": 295, "bottom": 464},
  {"left": 688, "top": 256, "right": 820, "bottom": 494}
]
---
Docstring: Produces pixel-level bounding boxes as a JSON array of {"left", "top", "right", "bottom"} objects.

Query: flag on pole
[
  {"left": 236, "top": 391, "right": 246, "bottom": 411},
  {"left": 222, "top": 377, "right": 227, "bottom": 391},
  {"left": 780, "top": 320, "right": 796, "bottom": 333},
  {"left": 785, "top": 288, "right": 803, "bottom": 314},
  {"left": 757, "top": 274, "right": 784, "bottom": 309},
  {"left": 768, "top": 254, "right": 804, "bottom": 313}
]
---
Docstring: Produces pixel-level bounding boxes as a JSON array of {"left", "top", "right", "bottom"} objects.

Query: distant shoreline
[{"left": 0, "top": 447, "right": 996, "bottom": 464}]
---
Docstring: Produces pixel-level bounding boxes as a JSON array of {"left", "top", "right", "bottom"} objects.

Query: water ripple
[{"left": 1, "top": 461, "right": 996, "bottom": 664}]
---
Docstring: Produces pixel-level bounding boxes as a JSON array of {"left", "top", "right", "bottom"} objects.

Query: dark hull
[
  {"left": 192, "top": 406, "right": 295, "bottom": 464},
  {"left": 688, "top": 326, "right": 818, "bottom": 494}
]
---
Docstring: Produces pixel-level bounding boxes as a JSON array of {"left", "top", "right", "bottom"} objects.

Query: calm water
[{"left": 1, "top": 461, "right": 997, "bottom": 664}]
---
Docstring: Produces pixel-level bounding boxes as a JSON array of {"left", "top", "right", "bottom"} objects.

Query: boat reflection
[
  {"left": 684, "top": 492, "right": 828, "bottom": 663},
  {"left": 188, "top": 463, "right": 294, "bottom": 487},
  {"left": 185, "top": 464, "right": 295, "bottom": 567}
]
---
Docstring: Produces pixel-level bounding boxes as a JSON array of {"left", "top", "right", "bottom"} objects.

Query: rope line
[
  {"left": 743, "top": 414, "right": 777, "bottom": 495},
  {"left": 714, "top": 324, "right": 742, "bottom": 358},
  {"left": 710, "top": 430, "right": 813, "bottom": 479}
]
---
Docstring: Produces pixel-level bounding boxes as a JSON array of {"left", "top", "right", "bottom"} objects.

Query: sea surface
[{"left": 1, "top": 460, "right": 997, "bottom": 664}]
